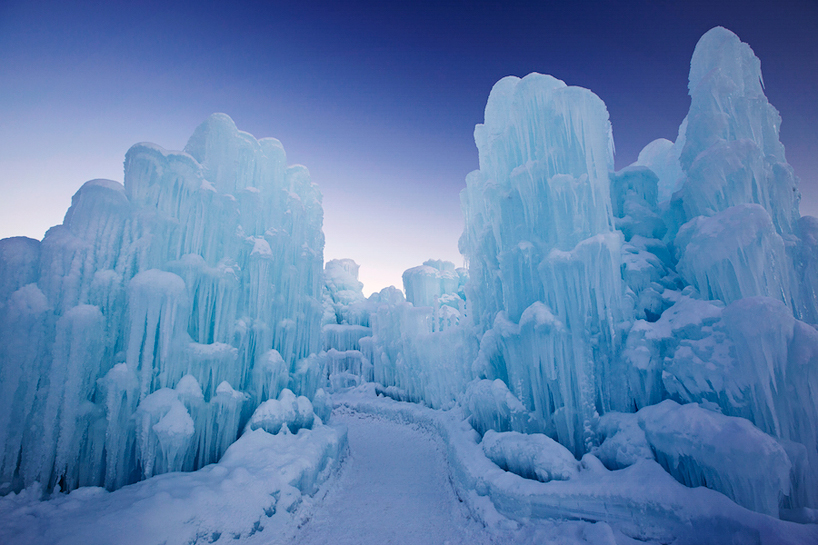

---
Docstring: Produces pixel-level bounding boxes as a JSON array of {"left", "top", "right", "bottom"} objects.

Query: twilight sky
[{"left": 1, "top": 0, "right": 816, "bottom": 294}]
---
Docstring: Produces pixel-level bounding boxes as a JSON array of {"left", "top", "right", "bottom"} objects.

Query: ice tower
[
  {"left": 648, "top": 28, "right": 812, "bottom": 319},
  {"left": 460, "top": 74, "right": 627, "bottom": 455},
  {"left": 631, "top": 27, "right": 818, "bottom": 511},
  {"left": 0, "top": 114, "right": 325, "bottom": 492}
]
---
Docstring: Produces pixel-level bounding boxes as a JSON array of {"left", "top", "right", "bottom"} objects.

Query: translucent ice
[
  {"left": 633, "top": 123, "right": 685, "bottom": 203},
  {"left": 0, "top": 114, "right": 325, "bottom": 492},
  {"left": 461, "top": 379, "right": 534, "bottom": 436},
  {"left": 246, "top": 388, "right": 315, "bottom": 435},
  {"left": 402, "top": 260, "right": 465, "bottom": 309},
  {"left": 675, "top": 204, "right": 796, "bottom": 309},
  {"left": 323, "top": 259, "right": 369, "bottom": 326},
  {"left": 639, "top": 400, "right": 791, "bottom": 516},
  {"left": 662, "top": 296, "right": 818, "bottom": 508},
  {"left": 592, "top": 412, "right": 653, "bottom": 470},
  {"left": 676, "top": 27, "right": 799, "bottom": 237},
  {"left": 459, "top": 73, "right": 627, "bottom": 456}
]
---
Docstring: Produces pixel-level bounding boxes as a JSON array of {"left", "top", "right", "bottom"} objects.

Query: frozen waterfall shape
[
  {"left": 0, "top": 113, "right": 325, "bottom": 493},
  {"left": 460, "top": 73, "right": 626, "bottom": 456}
]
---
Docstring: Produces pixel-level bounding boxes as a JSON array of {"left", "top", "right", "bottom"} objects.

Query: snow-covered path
[{"left": 292, "top": 410, "right": 495, "bottom": 545}]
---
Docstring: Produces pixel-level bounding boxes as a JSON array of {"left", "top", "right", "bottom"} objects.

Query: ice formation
[
  {"left": 638, "top": 400, "right": 792, "bottom": 516},
  {"left": 0, "top": 422, "right": 347, "bottom": 545},
  {"left": 1, "top": 24, "right": 817, "bottom": 543},
  {"left": 459, "top": 72, "right": 626, "bottom": 456},
  {"left": 481, "top": 429, "right": 580, "bottom": 483},
  {"left": 0, "top": 114, "right": 325, "bottom": 493},
  {"left": 334, "top": 25, "right": 818, "bottom": 526}
]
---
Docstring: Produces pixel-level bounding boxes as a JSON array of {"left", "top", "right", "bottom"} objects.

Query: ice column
[
  {"left": 460, "top": 73, "right": 626, "bottom": 455},
  {"left": 0, "top": 113, "right": 326, "bottom": 493},
  {"left": 666, "top": 27, "right": 815, "bottom": 320}
]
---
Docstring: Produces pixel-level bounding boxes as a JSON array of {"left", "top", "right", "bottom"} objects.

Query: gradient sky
[{"left": 1, "top": 0, "right": 816, "bottom": 295}]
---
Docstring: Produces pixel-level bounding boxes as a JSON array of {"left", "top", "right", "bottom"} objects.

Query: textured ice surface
[
  {"left": 460, "top": 73, "right": 626, "bottom": 456},
  {"left": 2, "top": 24, "right": 818, "bottom": 542},
  {"left": 0, "top": 114, "right": 325, "bottom": 492},
  {"left": 676, "top": 204, "right": 796, "bottom": 308},
  {"left": 319, "top": 259, "right": 374, "bottom": 390},
  {"left": 460, "top": 379, "right": 534, "bottom": 436},
  {"left": 246, "top": 388, "right": 315, "bottom": 435},
  {"left": 481, "top": 430, "right": 579, "bottom": 483},
  {"left": 323, "top": 259, "right": 369, "bottom": 326},
  {"left": 677, "top": 28, "right": 799, "bottom": 237},
  {"left": 662, "top": 296, "right": 818, "bottom": 507},
  {"left": 337, "top": 388, "right": 817, "bottom": 545},
  {"left": 0, "top": 423, "right": 346, "bottom": 545},
  {"left": 592, "top": 412, "right": 652, "bottom": 470},
  {"left": 638, "top": 400, "right": 791, "bottom": 516},
  {"left": 610, "top": 166, "right": 666, "bottom": 241},
  {"left": 633, "top": 126, "right": 685, "bottom": 203},
  {"left": 402, "top": 259, "right": 466, "bottom": 309},
  {"left": 364, "top": 298, "right": 474, "bottom": 408},
  {"left": 331, "top": 257, "right": 476, "bottom": 409}
]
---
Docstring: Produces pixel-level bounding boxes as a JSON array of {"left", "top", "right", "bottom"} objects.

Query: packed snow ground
[
  {"left": 282, "top": 403, "right": 627, "bottom": 545},
  {"left": 0, "top": 394, "right": 641, "bottom": 545},
  {"left": 0, "top": 424, "right": 347, "bottom": 545},
  {"left": 292, "top": 410, "right": 493, "bottom": 545}
]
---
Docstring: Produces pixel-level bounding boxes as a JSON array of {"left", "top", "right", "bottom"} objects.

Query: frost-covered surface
[
  {"left": 314, "top": 26, "right": 818, "bottom": 532},
  {"left": 461, "top": 378, "right": 535, "bottom": 436},
  {"left": 402, "top": 259, "right": 467, "bottom": 309},
  {"left": 313, "top": 25, "right": 818, "bottom": 532},
  {"left": 660, "top": 296, "right": 818, "bottom": 508},
  {"left": 326, "top": 258, "right": 476, "bottom": 409},
  {"left": 675, "top": 204, "right": 795, "bottom": 308},
  {"left": 677, "top": 28, "right": 799, "bottom": 238},
  {"left": 639, "top": 400, "right": 792, "bottom": 516},
  {"left": 0, "top": 114, "right": 325, "bottom": 493},
  {"left": 335, "top": 387, "right": 817, "bottom": 545},
  {"left": 296, "top": 405, "right": 644, "bottom": 545},
  {"left": 246, "top": 388, "right": 315, "bottom": 435},
  {"left": 0, "top": 423, "right": 346, "bottom": 545},
  {"left": 2, "top": 24, "right": 818, "bottom": 542},
  {"left": 295, "top": 409, "right": 496, "bottom": 545},
  {"left": 481, "top": 430, "right": 579, "bottom": 483},
  {"left": 459, "top": 72, "right": 627, "bottom": 457}
]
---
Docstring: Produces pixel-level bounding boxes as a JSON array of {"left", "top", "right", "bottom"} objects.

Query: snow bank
[{"left": 0, "top": 424, "right": 347, "bottom": 545}]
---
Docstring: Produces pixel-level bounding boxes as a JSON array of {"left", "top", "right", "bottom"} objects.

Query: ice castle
[{"left": 1, "top": 26, "right": 817, "bottom": 539}]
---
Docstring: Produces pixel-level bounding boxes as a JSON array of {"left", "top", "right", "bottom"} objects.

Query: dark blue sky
[{"left": 1, "top": 0, "right": 816, "bottom": 292}]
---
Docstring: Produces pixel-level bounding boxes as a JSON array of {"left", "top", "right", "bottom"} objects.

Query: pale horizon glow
[{"left": 1, "top": 1, "right": 816, "bottom": 295}]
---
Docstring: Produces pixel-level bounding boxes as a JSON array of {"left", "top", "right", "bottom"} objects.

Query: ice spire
[{"left": 460, "top": 73, "right": 626, "bottom": 455}]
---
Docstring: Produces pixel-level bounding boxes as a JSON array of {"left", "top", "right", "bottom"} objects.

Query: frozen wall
[
  {"left": 622, "top": 26, "right": 818, "bottom": 513},
  {"left": 459, "top": 73, "right": 627, "bottom": 456},
  {"left": 455, "top": 26, "right": 818, "bottom": 518},
  {"left": 0, "top": 114, "right": 325, "bottom": 493},
  {"left": 634, "top": 27, "right": 815, "bottom": 321},
  {"left": 315, "top": 258, "right": 472, "bottom": 409}
]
